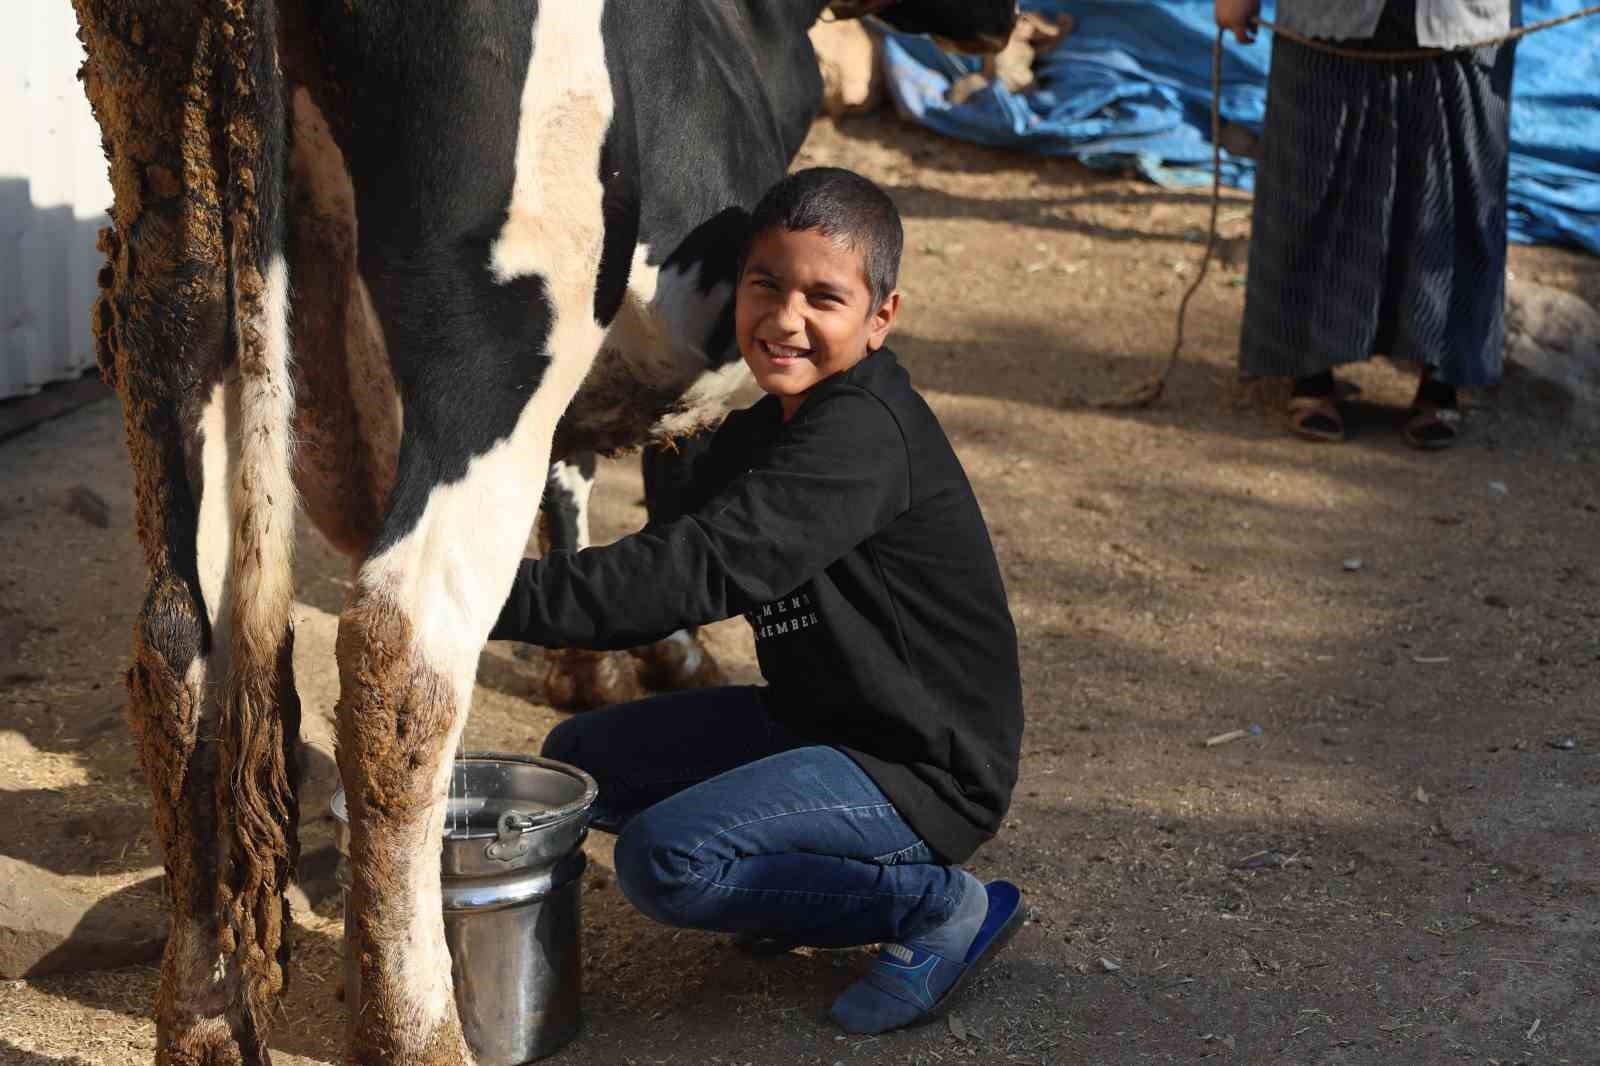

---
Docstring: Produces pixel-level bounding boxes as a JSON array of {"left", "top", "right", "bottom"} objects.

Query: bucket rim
[{"left": 330, "top": 751, "right": 599, "bottom": 832}]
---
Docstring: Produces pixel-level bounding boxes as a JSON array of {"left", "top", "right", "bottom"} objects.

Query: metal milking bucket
[{"left": 332, "top": 753, "right": 599, "bottom": 1064}]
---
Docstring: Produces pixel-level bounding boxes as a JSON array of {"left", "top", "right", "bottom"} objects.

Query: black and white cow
[{"left": 71, "top": 0, "right": 1016, "bottom": 1061}]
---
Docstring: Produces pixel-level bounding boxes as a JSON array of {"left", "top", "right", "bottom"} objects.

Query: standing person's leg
[
  {"left": 1239, "top": 35, "right": 1400, "bottom": 442},
  {"left": 1385, "top": 41, "right": 1517, "bottom": 449},
  {"left": 611, "top": 744, "right": 1023, "bottom": 1033},
  {"left": 540, "top": 685, "right": 803, "bottom": 832}
]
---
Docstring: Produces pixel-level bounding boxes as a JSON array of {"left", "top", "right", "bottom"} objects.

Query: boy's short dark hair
[{"left": 746, "top": 167, "right": 904, "bottom": 308}]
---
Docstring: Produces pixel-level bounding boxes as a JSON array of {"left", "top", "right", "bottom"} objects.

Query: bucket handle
[{"left": 484, "top": 807, "right": 568, "bottom": 862}]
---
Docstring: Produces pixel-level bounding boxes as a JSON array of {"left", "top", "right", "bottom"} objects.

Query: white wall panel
[{"left": 0, "top": 0, "right": 114, "bottom": 400}]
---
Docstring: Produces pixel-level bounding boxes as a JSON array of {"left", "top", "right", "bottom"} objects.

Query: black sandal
[
  {"left": 1287, "top": 394, "right": 1345, "bottom": 443},
  {"left": 1404, "top": 402, "right": 1461, "bottom": 449}
]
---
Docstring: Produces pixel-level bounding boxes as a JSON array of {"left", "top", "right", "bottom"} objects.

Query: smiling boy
[{"left": 491, "top": 167, "right": 1025, "bottom": 1033}]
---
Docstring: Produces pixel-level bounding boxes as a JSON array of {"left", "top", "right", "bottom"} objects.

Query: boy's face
[{"left": 736, "top": 226, "right": 899, "bottom": 420}]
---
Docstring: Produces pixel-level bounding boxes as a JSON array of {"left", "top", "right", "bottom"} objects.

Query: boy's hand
[{"left": 1214, "top": 0, "right": 1261, "bottom": 43}]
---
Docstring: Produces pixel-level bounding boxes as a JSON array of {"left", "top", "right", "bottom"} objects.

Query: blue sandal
[{"left": 831, "top": 880, "right": 1025, "bottom": 1034}]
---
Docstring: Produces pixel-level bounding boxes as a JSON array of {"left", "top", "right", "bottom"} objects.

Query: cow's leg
[
  {"left": 630, "top": 438, "right": 726, "bottom": 691},
  {"left": 74, "top": 2, "right": 299, "bottom": 1062},
  {"left": 337, "top": 374, "right": 604, "bottom": 1061},
  {"left": 335, "top": 10, "right": 618, "bottom": 1052},
  {"left": 527, "top": 455, "right": 645, "bottom": 710},
  {"left": 337, "top": 359, "right": 579, "bottom": 1060}
]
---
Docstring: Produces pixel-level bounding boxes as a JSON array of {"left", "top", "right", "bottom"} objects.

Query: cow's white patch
[
  {"left": 359, "top": 382, "right": 593, "bottom": 702},
  {"left": 564, "top": 243, "right": 759, "bottom": 446},
  {"left": 489, "top": 2, "right": 614, "bottom": 292},
  {"left": 389, "top": 738, "right": 458, "bottom": 1029},
  {"left": 228, "top": 254, "right": 298, "bottom": 665},
  {"left": 659, "top": 357, "right": 759, "bottom": 439},
  {"left": 185, "top": 252, "right": 295, "bottom": 745},
  {"left": 548, "top": 460, "right": 595, "bottom": 550},
  {"left": 628, "top": 245, "right": 661, "bottom": 302},
  {"left": 192, "top": 380, "right": 234, "bottom": 722},
  {"left": 646, "top": 254, "right": 733, "bottom": 362},
  {"left": 195, "top": 380, "right": 231, "bottom": 628},
  {"left": 621, "top": 246, "right": 750, "bottom": 409},
  {"left": 636, "top": 248, "right": 763, "bottom": 426},
  {"left": 662, "top": 628, "right": 704, "bottom": 674}
]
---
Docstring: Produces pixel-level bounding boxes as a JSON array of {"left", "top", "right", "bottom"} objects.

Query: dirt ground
[{"left": 2, "top": 113, "right": 1597, "bottom": 1066}]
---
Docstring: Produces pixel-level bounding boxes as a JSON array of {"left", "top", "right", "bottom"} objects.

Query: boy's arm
[{"left": 491, "top": 389, "right": 909, "bottom": 649}]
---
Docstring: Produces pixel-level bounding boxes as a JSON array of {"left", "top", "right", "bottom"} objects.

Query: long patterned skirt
[{"left": 1238, "top": 15, "right": 1517, "bottom": 387}]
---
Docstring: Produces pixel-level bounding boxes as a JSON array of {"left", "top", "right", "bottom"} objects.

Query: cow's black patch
[
  {"left": 875, "top": 0, "right": 1019, "bottom": 49},
  {"left": 594, "top": 29, "right": 641, "bottom": 327}
]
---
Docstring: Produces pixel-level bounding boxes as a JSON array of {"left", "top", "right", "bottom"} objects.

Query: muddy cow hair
[{"left": 68, "top": 0, "right": 1017, "bottom": 1062}]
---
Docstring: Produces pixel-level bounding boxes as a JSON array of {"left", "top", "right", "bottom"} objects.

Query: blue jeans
[{"left": 541, "top": 686, "right": 970, "bottom": 949}]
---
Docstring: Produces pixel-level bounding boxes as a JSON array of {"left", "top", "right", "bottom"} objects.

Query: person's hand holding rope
[{"left": 1214, "top": 0, "right": 1261, "bottom": 45}]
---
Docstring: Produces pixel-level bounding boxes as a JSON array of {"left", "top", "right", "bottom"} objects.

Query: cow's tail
[{"left": 214, "top": 0, "right": 301, "bottom": 1023}]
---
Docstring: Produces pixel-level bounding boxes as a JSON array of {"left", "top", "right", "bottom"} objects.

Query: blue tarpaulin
[{"left": 880, "top": 1, "right": 1600, "bottom": 253}]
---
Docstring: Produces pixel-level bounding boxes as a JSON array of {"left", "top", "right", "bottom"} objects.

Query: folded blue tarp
[{"left": 881, "top": 1, "right": 1600, "bottom": 253}]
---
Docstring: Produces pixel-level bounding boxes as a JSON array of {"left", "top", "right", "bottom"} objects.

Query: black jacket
[{"left": 492, "top": 348, "right": 1023, "bottom": 862}]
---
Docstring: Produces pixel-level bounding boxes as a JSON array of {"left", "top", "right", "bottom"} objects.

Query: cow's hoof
[
  {"left": 158, "top": 1020, "right": 258, "bottom": 1066},
  {"left": 540, "top": 648, "right": 644, "bottom": 711},
  {"left": 631, "top": 630, "right": 725, "bottom": 692}
]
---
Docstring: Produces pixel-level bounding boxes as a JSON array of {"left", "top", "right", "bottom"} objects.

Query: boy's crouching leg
[
  {"left": 539, "top": 708, "right": 649, "bottom": 833},
  {"left": 539, "top": 715, "right": 584, "bottom": 766},
  {"left": 613, "top": 808, "right": 718, "bottom": 930}
]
